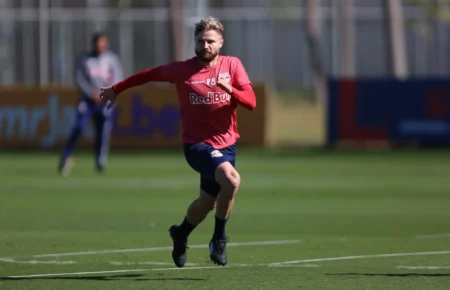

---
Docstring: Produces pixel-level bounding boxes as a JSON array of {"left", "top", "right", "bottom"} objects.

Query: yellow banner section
[{"left": 0, "top": 85, "right": 267, "bottom": 148}]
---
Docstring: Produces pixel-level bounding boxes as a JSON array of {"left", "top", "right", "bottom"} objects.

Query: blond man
[{"left": 100, "top": 17, "right": 256, "bottom": 267}]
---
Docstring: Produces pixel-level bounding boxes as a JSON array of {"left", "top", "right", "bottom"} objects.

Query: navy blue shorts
[{"left": 183, "top": 143, "right": 236, "bottom": 197}]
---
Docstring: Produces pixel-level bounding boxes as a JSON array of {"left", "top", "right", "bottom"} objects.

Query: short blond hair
[{"left": 194, "top": 16, "right": 224, "bottom": 36}]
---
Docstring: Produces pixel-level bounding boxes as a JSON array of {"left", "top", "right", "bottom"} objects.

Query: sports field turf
[{"left": 1, "top": 148, "right": 449, "bottom": 289}]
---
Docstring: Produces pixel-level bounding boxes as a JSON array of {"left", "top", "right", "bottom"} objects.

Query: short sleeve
[{"left": 231, "top": 57, "right": 252, "bottom": 87}]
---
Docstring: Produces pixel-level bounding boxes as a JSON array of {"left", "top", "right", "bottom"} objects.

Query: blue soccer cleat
[{"left": 209, "top": 237, "right": 229, "bottom": 266}]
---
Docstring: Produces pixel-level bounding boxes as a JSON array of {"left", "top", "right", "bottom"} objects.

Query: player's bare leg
[
  {"left": 186, "top": 191, "right": 217, "bottom": 225},
  {"left": 210, "top": 162, "right": 241, "bottom": 266},
  {"left": 215, "top": 162, "right": 240, "bottom": 219},
  {"left": 169, "top": 190, "right": 216, "bottom": 267}
]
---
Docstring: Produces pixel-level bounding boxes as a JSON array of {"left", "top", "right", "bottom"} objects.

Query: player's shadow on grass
[
  {"left": 327, "top": 273, "right": 450, "bottom": 278},
  {"left": 0, "top": 274, "right": 205, "bottom": 281}
]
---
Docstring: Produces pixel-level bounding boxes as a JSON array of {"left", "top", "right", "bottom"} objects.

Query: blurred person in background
[{"left": 58, "top": 32, "right": 123, "bottom": 176}]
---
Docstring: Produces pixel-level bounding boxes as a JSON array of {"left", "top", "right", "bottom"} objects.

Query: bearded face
[{"left": 194, "top": 30, "right": 223, "bottom": 63}]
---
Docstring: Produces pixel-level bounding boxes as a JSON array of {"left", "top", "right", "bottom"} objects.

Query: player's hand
[
  {"left": 217, "top": 79, "right": 233, "bottom": 94},
  {"left": 100, "top": 87, "right": 117, "bottom": 109},
  {"left": 92, "top": 92, "right": 102, "bottom": 104}
]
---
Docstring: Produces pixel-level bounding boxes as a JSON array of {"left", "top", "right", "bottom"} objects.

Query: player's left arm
[
  {"left": 229, "top": 83, "right": 256, "bottom": 111},
  {"left": 217, "top": 58, "right": 256, "bottom": 111}
]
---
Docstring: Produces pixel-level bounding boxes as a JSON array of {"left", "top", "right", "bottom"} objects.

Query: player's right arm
[
  {"left": 112, "top": 62, "right": 180, "bottom": 94},
  {"left": 100, "top": 62, "right": 180, "bottom": 109}
]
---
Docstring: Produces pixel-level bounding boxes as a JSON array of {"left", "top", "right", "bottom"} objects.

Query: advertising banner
[
  {"left": 327, "top": 78, "right": 450, "bottom": 146},
  {"left": 0, "top": 84, "right": 267, "bottom": 148}
]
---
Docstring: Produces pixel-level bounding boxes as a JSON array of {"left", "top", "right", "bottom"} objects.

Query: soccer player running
[
  {"left": 100, "top": 17, "right": 256, "bottom": 267},
  {"left": 58, "top": 32, "right": 123, "bottom": 176}
]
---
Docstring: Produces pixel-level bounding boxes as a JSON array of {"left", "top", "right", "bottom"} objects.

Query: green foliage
[
  {"left": 407, "top": 0, "right": 450, "bottom": 22},
  {"left": 405, "top": 0, "right": 450, "bottom": 36}
]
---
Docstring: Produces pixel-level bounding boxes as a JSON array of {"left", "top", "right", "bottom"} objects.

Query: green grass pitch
[{"left": 1, "top": 148, "right": 450, "bottom": 289}]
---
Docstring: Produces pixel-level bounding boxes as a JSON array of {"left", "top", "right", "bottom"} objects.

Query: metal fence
[{"left": 0, "top": 0, "right": 449, "bottom": 91}]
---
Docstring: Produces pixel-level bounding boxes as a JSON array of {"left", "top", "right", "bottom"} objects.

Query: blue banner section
[
  {"left": 327, "top": 78, "right": 450, "bottom": 145},
  {"left": 112, "top": 93, "right": 180, "bottom": 138}
]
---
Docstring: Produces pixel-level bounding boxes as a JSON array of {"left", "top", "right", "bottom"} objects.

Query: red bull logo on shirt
[
  {"left": 189, "top": 92, "right": 231, "bottom": 105},
  {"left": 218, "top": 72, "right": 231, "bottom": 84}
]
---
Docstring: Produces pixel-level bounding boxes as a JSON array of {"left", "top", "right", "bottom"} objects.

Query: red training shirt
[{"left": 112, "top": 55, "right": 256, "bottom": 149}]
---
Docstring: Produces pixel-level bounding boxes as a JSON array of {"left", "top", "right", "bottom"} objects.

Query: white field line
[
  {"left": 109, "top": 261, "right": 197, "bottom": 266},
  {"left": 32, "top": 240, "right": 301, "bottom": 258},
  {"left": 0, "top": 257, "right": 316, "bottom": 269},
  {"left": 397, "top": 266, "right": 450, "bottom": 270},
  {"left": 1, "top": 266, "right": 235, "bottom": 278},
  {"left": 269, "top": 251, "right": 450, "bottom": 266},
  {"left": 228, "top": 263, "right": 260, "bottom": 267},
  {"left": 270, "top": 264, "right": 320, "bottom": 268},
  {"left": 151, "top": 266, "right": 228, "bottom": 271},
  {"left": 0, "top": 258, "right": 76, "bottom": 265},
  {"left": 1, "top": 269, "right": 149, "bottom": 279},
  {"left": 0, "top": 264, "right": 321, "bottom": 278},
  {"left": 4, "top": 251, "right": 450, "bottom": 277},
  {"left": 416, "top": 233, "right": 450, "bottom": 239},
  {"left": 150, "top": 264, "right": 317, "bottom": 271}
]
